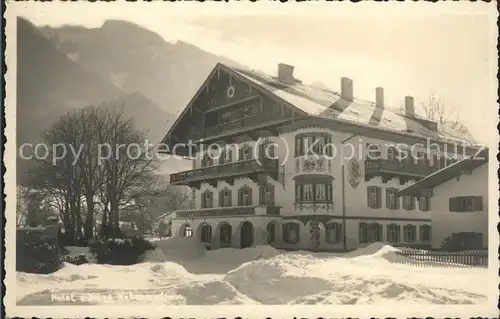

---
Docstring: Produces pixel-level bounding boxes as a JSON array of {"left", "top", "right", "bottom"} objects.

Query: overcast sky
[{"left": 9, "top": 2, "right": 498, "bottom": 147}]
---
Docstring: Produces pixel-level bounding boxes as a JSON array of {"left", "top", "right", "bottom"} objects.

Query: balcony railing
[
  {"left": 175, "top": 205, "right": 281, "bottom": 219},
  {"left": 365, "top": 159, "right": 438, "bottom": 178},
  {"left": 201, "top": 114, "right": 287, "bottom": 140},
  {"left": 294, "top": 201, "right": 334, "bottom": 213},
  {"left": 170, "top": 158, "right": 279, "bottom": 186}
]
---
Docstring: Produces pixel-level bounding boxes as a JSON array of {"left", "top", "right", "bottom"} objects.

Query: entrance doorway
[{"left": 240, "top": 221, "right": 254, "bottom": 248}]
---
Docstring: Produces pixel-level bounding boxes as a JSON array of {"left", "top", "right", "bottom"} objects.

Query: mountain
[
  {"left": 38, "top": 20, "right": 244, "bottom": 115},
  {"left": 16, "top": 17, "right": 175, "bottom": 184}
]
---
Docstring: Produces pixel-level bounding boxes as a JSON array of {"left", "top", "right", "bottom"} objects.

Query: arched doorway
[
  {"left": 219, "top": 223, "right": 232, "bottom": 248},
  {"left": 266, "top": 222, "right": 277, "bottom": 244},
  {"left": 199, "top": 224, "right": 212, "bottom": 243},
  {"left": 240, "top": 221, "right": 254, "bottom": 248}
]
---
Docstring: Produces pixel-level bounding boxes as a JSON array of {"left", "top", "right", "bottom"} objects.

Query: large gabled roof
[
  {"left": 232, "top": 66, "right": 478, "bottom": 145},
  {"left": 160, "top": 63, "right": 479, "bottom": 151},
  {"left": 397, "top": 148, "right": 489, "bottom": 197}
]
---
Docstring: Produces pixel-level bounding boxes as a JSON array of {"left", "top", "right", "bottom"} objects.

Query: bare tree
[
  {"left": 25, "top": 100, "right": 163, "bottom": 241},
  {"left": 420, "top": 94, "right": 461, "bottom": 128}
]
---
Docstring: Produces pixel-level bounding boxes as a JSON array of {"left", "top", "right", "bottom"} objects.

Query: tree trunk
[{"left": 84, "top": 193, "right": 94, "bottom": 239}]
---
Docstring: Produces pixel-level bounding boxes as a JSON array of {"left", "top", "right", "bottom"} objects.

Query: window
[
  {"left": 201, "top": 190, "right": 213, "bottom": 208},
  {"left": 367, "top": 186, "right": 382, "bottom": 209},
  {"left": 325, "top": 223, "right": 342, "bottom": 244},
  {"left": 402, "top": 195, "right": 415, "bottom": 210},
  {"left": 449, "top": 196, "right": 483, "bottom": 212},
  {"left": 360, "top": 223, "right": 382, "bottom": 243},
  {"left": 283, "top": 222, "right": 300, "bottom": 244},
  {"left": 387, "top": 224, "right": 400, "bottom": 243},
  {"left": 267, "top": 223, "right": 276, "bottom": 244},
  {"left": 202, "top": 153, "right": 213, "bottom": 167},
  {"left": 416, "top": 152, "right": 426, "bottom": 166},
  {"left": 387, "top": 147, "right": 396, "bottom": 161},
  {"left": 219, "top": 223, "right": 232, "bottom": 247},
  {"left": 200, "top": 224, "right": 212, "bottom": 243},
  {"left": 261, "top": 142, "right": 275, "bottom": 160},
  {"left": 359, "top": 223, "right": 382, "bottom": 244},
  {"left": 260, "top": 184, "right": 275, "bottom": 205},
  {"left": 432, "top": 154, "right": 438, "bottom": 168},
  {"left": 366, "top": 144, "right": 381, "bottom": 160},
  {"left": 386, "top": 188, "right": 399, "bottom": 210},
  {"left": 295, "top": 181, "right": 333, "bottom": 203},
  {"left": 419, "top": 225, "right": 431, "bottom": 242},
  {"left": 240, "top": 146, "right": 251, "bottom": 161},
  {"left": 303, "top": 184, "right": 314, "bottom": 201},
  {"left": 182, "top": 224, "right": 193, "bottom": 237},
  {"left": 238, "top": 186, "right": 252, "bottom": 206},
  {"left": 403, "top": 224, "right": 416, "bottom": 242},
  {"left": 219, "top": 188, "right": 232, "bottom": 207},
  {"left": 219, "top": 148, "right": 232, "bottom": 165},
  {"left": 295, "top": 134, "right": 333, "bottom": 157},
  {"left": 315, "top": 184, "right": 326, "bottom": 201},
  {"left": 313, "top": 136, "right": 326, "bottom": 154},
  {"left": 418, "top": 196, "right": 430, "bottom": 211}
]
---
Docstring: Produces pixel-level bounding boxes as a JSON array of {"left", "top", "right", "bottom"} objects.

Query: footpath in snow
[{"left": 17, "top": 239, "right": 489, "bottom": 305}]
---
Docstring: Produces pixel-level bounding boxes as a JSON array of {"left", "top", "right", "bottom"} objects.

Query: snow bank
[
  {"left": 144, "top": 237, "right": 207, "bottom": 263},
  {"left": 17, "top": 242, "right": 489, "bottom": 306}
]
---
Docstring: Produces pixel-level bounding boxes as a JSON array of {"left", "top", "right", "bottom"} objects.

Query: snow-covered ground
[{"left": 17, "top": 238, "right": 489, "bottom": 305}]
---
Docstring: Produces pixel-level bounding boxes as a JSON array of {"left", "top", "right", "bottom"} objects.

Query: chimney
[
  {"left": 375, "top": 87, "right": 384, "bottom": 108},
  {"left": 405, "top": 96, "right": 415, "bottom": 117},
  {"left": 277, "top": 63, "right": 295, "bottom": 84},
  {"left": 341, "top": 77, "right": 353, "bottom": 101}
]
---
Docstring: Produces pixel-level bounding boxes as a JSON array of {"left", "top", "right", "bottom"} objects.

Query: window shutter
[
  {"left": 219, "top": 190, "right": 223, "bottom": 207},
  {"left": 377, "top": 187, "right": 382, "bottom": 208},
  {"left": 367, "top": 187, "right": 371, "bottom": 208},
  {"left": 449, "top": 197, "right": 455, "bottom": 212},
  {"left": 228, "top": 190, "right": 232, "bottom": 206},
  {"left": 259, "top": 185, "right": 265, "bottom": 205},
  {"left": 208, "top": 193, "right": 213, "bottom": 208},
  {"left": 474, "top": 196, "right": 483, "bottom": 211},
  {"left": 270, "top": 184, "right": 275, "bottom": 205},
  {"left": 385, "top": 189, "right": 390, "bottom": 209},
  {"left": 295, "top": 184, "right": 302, "bottom": 202},
  {"left": 283, "top": 224, "right": 289, "bottom": 243},
  {"left": 238, "top": 188, "right": 243, "bottom": 206},
  {"left": 248, "top": 188, "right": 253, "bottom": 205},
  {"left": 326, "top": 136, "right": 332, "bottom": 156},
  {"left": 337, "top": 223, "right": 342, "bottom": 242},
  {"left": 294, "top": 224, "right": 300, "bottom": 243},
  {"left": 295, "top": 137, "right": 299, "bottom": 157}
]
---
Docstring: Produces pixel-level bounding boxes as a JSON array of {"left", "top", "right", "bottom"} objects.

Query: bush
[
  {"left": 17, "top": 227, "right": 62, "bottom": 274},
  {"left": 440, "top": 236, "right": 464, "bottom": 251},
  {"left": 88, "top": 236, "right": 155, "bottom": 265}
]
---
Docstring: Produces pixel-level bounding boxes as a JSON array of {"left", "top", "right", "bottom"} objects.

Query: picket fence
[{"left": 396, "top": 249, "right": 488, "bottom": 267}]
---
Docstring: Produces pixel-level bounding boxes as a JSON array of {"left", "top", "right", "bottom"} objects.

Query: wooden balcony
[
  {"left": 170, "top": 158, "right": 279, "bottom": 189},
  {"left": 365, "top": 159, "right": 438, "bottom": 184},
  {"left": 194, "top": 114, "right": 290, "bottom": 143},
  {"left": 175, "top": 205, "right": 281, "bottom": 219}
]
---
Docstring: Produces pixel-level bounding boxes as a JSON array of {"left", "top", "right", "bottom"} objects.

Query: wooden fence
[{"left": 395, "top": 249, "right": 488, "bottom": 267}]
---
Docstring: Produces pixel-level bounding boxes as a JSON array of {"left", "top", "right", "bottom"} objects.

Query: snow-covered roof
[
  {"left": 232, "top": 67, "right": 477, "bottom": 145},
  {"left": 397, "top": 148, "right": 488, "bottom": 196}
]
